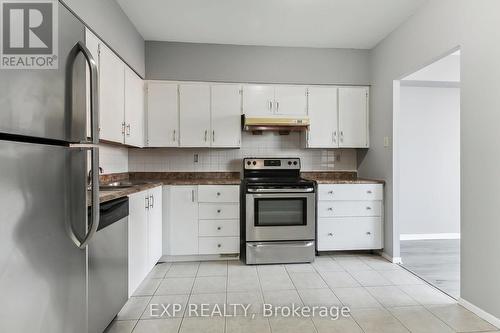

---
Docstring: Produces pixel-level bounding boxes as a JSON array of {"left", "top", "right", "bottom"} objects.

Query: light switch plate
[{"left": 384, "top": 136, "right": 390, "bottom": 148}]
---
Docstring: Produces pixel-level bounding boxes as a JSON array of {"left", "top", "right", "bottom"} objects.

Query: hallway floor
[
  {"left": 106, "top": 253, "right": 497, "bottom": 333},
  {"left": 401, "top": 239, "right": 460, "bottom": 298}
]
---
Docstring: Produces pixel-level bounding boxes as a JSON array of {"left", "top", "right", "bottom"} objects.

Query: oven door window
[{"left": 254, "top": 198, "right": 307, "bottom": 226}]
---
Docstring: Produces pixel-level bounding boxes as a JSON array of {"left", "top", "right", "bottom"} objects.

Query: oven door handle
[{"left": 247, "top": 188, "right": 315, "bottom": 193}]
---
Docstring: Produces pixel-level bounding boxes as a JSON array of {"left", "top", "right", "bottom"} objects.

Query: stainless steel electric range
[{"left": 240, "top": 158, "right": 317, "bottom": 264}]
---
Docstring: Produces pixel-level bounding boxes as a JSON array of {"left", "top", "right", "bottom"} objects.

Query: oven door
[{"left": 245, "top": 192, "right": 315, "bottom": 241}]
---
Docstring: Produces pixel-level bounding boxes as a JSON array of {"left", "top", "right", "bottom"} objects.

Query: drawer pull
[
  {"left": 366, "top": 206, "right": 372, "bottom": 210},
  {"left": 217, "top": 226, "right": 222, "bottom": 230},
  {"left": 328, "top": 191, "right": 334, "bottom": 194},
  {"left": 367, "top": 190, "right": 372, "bottom": 194},
  {"left": 217, "top": 244, "right": 222, "bottom": 248},
  {"left": 366, "top": 231, "right": 372, "bottom": 235},
  {"left": 328, "top": 232, "right": 334, "bottom": 237},
  {"left": 217, "top": 209, "right": 221, "bottom": 213},
  {"left": 327, "top": 207, "right": 333, "bottom": 211},
  {"left": 216, "top": 192, "right": 221, "bottom": 196}
]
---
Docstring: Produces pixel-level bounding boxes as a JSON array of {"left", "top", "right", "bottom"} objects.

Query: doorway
[{"left": 394, "top": 49, "right": 461, "bottom": 298}]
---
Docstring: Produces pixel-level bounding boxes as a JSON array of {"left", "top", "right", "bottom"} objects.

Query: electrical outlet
[
  {"left": 194, "top": 154, "right": 199, "bottom": 163},
  {"left": 384, "top": 136, "right": 390, "bottom": 148}
]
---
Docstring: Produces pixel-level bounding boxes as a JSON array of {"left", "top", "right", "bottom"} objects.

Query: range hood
[{"left": 242, "top": 115, "right": 310, "bottom": 134}]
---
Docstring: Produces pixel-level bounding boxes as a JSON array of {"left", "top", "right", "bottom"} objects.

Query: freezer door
[
  {"left": 0, "top": 3, "right": 87, "bottom": 143},
  {"left": 0, "top": 140, "right": 87, "bottom": 333}
]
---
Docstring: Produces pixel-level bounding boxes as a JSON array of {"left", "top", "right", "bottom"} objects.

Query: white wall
[
  {"left": 358, "top": 0, "right": 500, "bottom": 320},
  {"left": 404, "top": 53, "right": 460, "bottom": 82},
  {"left": 399, "top": 86, "right": 460, "bottom": 236},
  {"left": 129, "top": 132, "right": 356, "bottom": 172}
]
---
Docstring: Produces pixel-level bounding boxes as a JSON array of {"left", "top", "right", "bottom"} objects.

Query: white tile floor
[{"left": 106, "top": 254, "right": 499, "bottom": 333}]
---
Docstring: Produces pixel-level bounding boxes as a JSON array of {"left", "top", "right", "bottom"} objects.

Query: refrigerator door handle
[{"left": 66, "top": 41, "right": 100, "bottom": 249}]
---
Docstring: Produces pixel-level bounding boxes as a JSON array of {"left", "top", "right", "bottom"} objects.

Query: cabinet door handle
[
  {"left": 145, "top": 196, "right": 149, "bottom": 209},
  {"left": 333, "top": 131, "right": 337, "bottom": 143},
  {"left": 216, "top": 192, "right": 221, "bottom": 196},
  {"left": 212, "top": 130, "right": 215, "bottom": 143},
  {"left": 126, "top": 124, "right": 131, "bottom": 136},
  {"left": 121, "top": 122, "right": 126, "bottom": 135},
  {"left": 327, "top": 207, "right": 333, "bottom": 211},
  {"left": 328, "top": 190, "right": 334, "bottom": 195},
  {"left": 276, "top": 101, "right": 279, "bottom": 111},
  {"left": 217, "top": 226, "right": 222, "bottom": 231},
  {"left": 191, "top": 189, "right": 195, "bottom": 202},
  {"left": 150, "top": 195, "right": 154, "bottom": 208},
  {"left": 366, "top": 206, "right": 371, "bottom": 210},
  {"left": 217, "top": 209, "right": 222, "bottom": 213},
  {"left": 173, "top": 129, "right": 176, "bottom": 142},
  {"left": 217, "top": 244, "right": 222, "bottom": 248},
  {"left": 328, "top": 232, "right": 334, "bottom": 237},
  {"left": 367, "top": 190, "right": 372, "bottom": 194},
  {"left": 366, "top": 231, "right": 372, "bottom": 235},
  {"left": 268, "top": 100, "right": 273, "bottom": 110},
  {"left": 204, "top": 130, "right": 208, "bottom": 142}
]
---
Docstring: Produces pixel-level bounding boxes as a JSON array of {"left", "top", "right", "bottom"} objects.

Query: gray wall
[
  {"left": 146, "top": 41, "right": 370, "bottom": 85},
  {"left": 399, "top": 86, "right": 460, "bottom": 236},
  {"left": 62, "top": 0, "right": 145, "bottom": 76},
  {"left": 358, "top": 0, "right": 500, "bottom": 320}
]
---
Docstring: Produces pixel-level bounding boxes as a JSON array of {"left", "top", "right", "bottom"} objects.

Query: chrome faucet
[{"left": 88, "top": 167, "right": 103, "bottom": 187}]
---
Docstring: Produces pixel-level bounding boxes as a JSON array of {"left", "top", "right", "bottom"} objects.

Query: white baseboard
[
  {"left": 380, "top": 252, "right": 402, "bottom": 264},
  {"left": 161, "top": 254, "right": 239, "bottom": 262},
  {"left": 400, "top": 233, "right": 460, "bottom": 241},
  {"left": 458, "top": 298, "right": 500, "bottom": 329}
]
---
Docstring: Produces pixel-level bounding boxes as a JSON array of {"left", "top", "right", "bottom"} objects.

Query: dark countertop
[
  {"left": 92, "top": 171, "right": 384, "bottom": 205},
  {"left": 301, "top": 172, "right": 385, "bottom": 184}
]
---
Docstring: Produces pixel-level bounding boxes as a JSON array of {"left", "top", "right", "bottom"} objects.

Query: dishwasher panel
[{"left": 88, "top": 197, "right": 129, "bottom": 333}]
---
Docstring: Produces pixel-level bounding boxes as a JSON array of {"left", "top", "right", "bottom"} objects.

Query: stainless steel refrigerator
[{"left": 0, "top": 2, "right": 99, "bottom": 332}]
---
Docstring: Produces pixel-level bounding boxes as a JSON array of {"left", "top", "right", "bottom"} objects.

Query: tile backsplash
[
  {"left": 129, "top": 132, "right": 357, "bottom": 172},
  {"left": 99, "top": 144, "right": 129, "bottom": 174}
]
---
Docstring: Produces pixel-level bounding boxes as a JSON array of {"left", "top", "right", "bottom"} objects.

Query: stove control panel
[{"left": 244, "top": 158, "right": 301, "bottom": 170}]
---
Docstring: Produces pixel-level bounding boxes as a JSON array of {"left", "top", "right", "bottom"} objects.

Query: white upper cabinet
[
  {"left": 242, "top": 84, "right": 307, "bottom": 116},
  {"left": 242, "top": 85, "right": 275, "bottom": 116},
  {"left": 99, "top": 43, "right": 125, "bottom": 144},
  {"left": 124, "top": 67, "right": 144, "bottom": 147},
  {"left": 85, "top": 28, "right": 145, "bottom": 147},
  {"left": 179, "top": 84, "right": 211, "bottom": 147},
  {"left": 211, "top": 84, "right": 242, "bottom": 147},
  {"left": 307, "top": 87, "right": 339, "bottom": 148},
  {"left": 338, "top": 87, "right": 369, "bottom": 148},
  {"left": 274, "top": 86, "right": 308, "bottom": 116},
  {"left": 146, "top": 82, "right": 179, "bottom": 147}
]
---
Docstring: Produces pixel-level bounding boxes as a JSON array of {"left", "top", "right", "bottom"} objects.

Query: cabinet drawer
[
  {"left": 198, "top": 185, "right": 239, "bottom": 203},
  {"left": 199, "top": 203, "right": 239, "bottom": 219},
  {"left": 199, "top": 237, "right": 239, "bottom": 254},
  {"left": 317, "top": 217, "right": 382, "bottom": 251},
  {"left": 318, "top": 201, "right": 382, "bottom": 217},
  {"left": 199, "top": 220, "right": 239, "bottom": 237},
  {"left": 318, "top": 184, "right": 383, "bottom": 201}
]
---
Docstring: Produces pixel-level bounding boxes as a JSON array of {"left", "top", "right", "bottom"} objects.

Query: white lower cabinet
[
  {"left": 128, "top": 186, "right": 162, "bottom": 297},
  {"left": 318, "top": 217, "right": 382, "bottom": 251},
  {"left": 164, "top": 185, "right": 240, "bottom": 256},
  {"left": 164, "top": 186, "right": 199, "bottom": 256},
  {"left": 317, "top": 184, "right": 383, "bottom": 252}
]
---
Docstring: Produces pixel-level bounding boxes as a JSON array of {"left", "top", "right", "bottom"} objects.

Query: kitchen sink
[{"left": 99, "top": 181, "right": 150, "bottom": 191}]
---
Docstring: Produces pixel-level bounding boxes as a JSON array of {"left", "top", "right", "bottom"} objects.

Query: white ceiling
[{"left": 117, "top": 0, "right": 427, "bottom": 49}]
